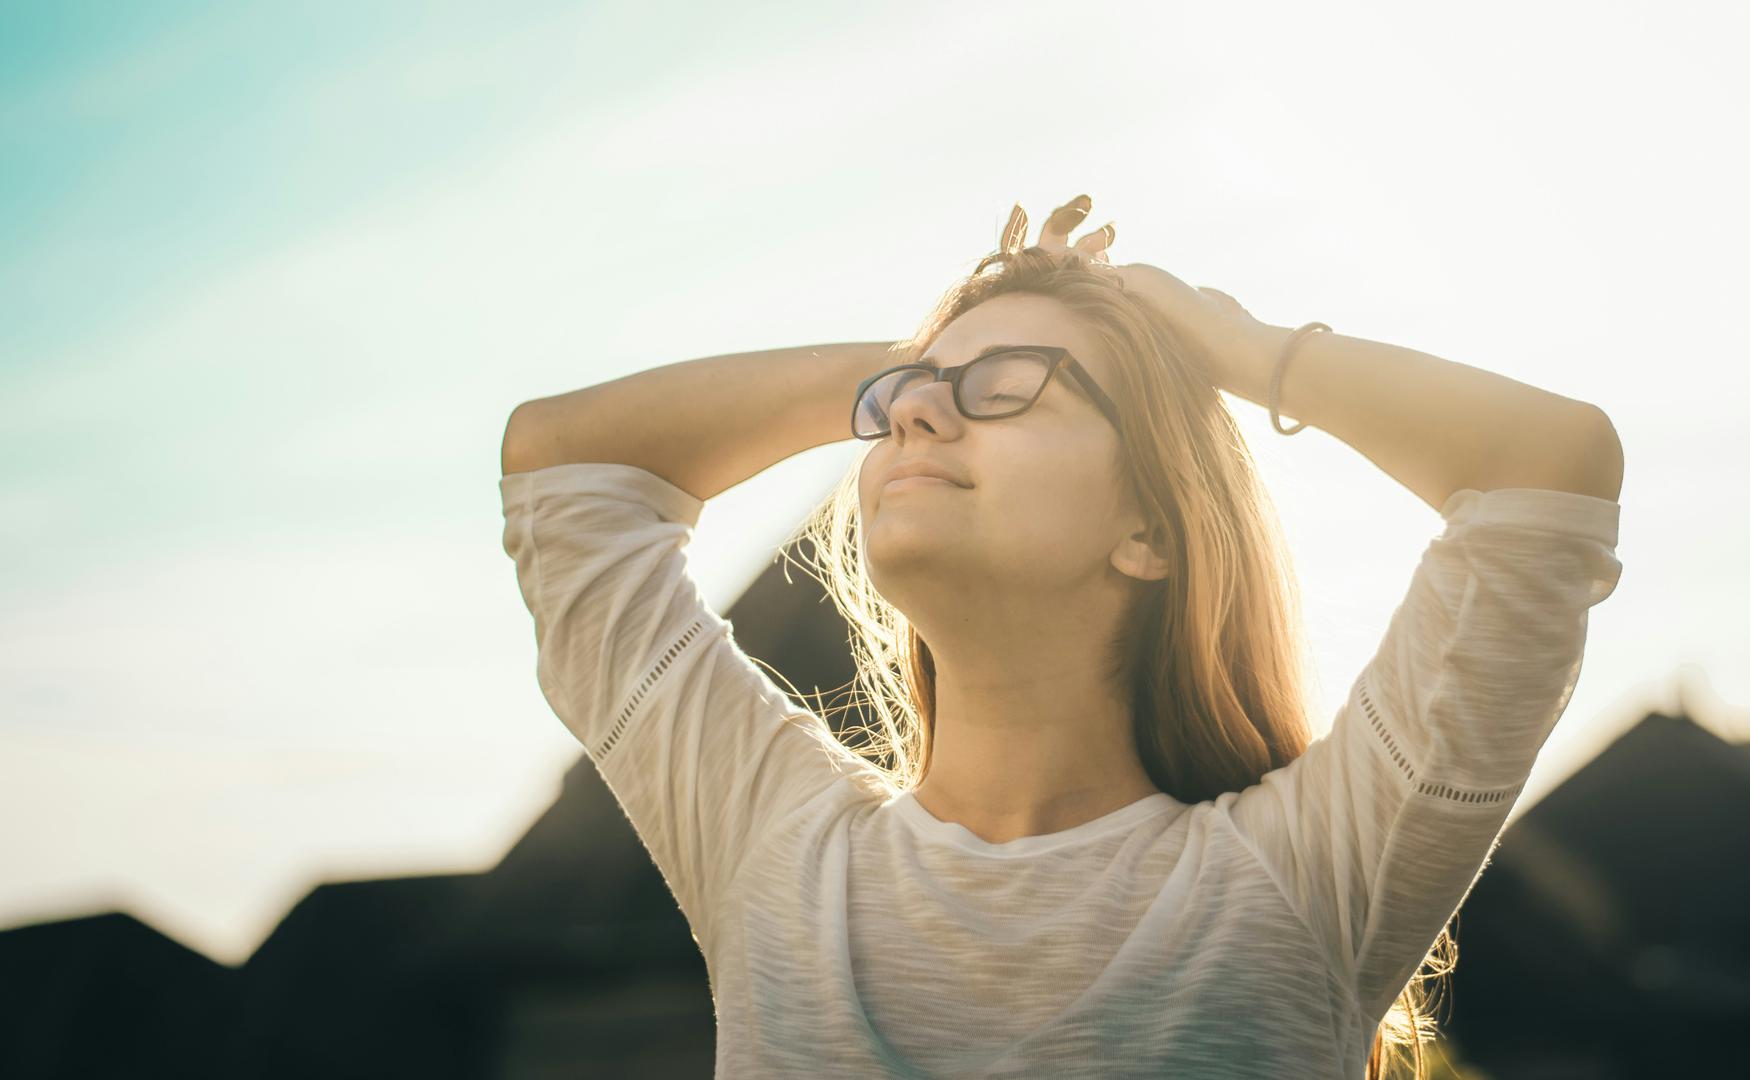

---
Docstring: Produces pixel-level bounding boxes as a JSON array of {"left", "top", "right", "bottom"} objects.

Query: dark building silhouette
[
  {"left": 1441, "top": 710, "right": 1750, "bottom": 1076},
  {"left": 3, "top": 533, "right": 1745, "bottom": 1077}
]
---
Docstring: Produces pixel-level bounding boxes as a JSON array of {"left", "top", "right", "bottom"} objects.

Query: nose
[{"left": 885, "top": 378, "right": 961, "bottom": 440}]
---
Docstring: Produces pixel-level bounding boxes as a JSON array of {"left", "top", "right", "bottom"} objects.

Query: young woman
[{"left": 499, "top": 195, "right": 1624, "bottom": 1079}]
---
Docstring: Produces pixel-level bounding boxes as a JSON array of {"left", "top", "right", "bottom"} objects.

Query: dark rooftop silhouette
[{"left": 3, "top": 533, "right": 1744, "bottom": 1077}]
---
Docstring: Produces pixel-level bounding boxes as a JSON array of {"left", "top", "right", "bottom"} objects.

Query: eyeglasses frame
[{"left": 850, "top": 345, "right": 1123, "bottom": 441}]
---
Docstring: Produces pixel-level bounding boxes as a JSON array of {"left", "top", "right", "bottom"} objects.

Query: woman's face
[{"left": 857, "top": 293, "right": 1142, "bottom": 613}]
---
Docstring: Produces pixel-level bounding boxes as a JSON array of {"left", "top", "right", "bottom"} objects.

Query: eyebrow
[{"left": 916, "top": 343, "right": 1032, "bottom": 370}]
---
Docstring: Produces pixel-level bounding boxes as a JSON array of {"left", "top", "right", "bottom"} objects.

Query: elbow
[
  {"left": 501, "top": 401, "right": 544, "bottom": 477},
  {"left": 1462, "top": 401, "right": 1625, "bottom": 503},
  {"left": 1571, "top": 404, "right": 1625, "bottom": 502}
]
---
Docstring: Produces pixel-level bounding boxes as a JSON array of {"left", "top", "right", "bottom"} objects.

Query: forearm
[
  {"left": 1225, "top": 324, "right": 1623, "bottom": 511},
  {"left": 501, "top": 341, "right": 899, "bottom": 502}
]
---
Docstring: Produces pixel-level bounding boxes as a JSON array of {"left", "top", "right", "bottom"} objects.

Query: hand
[{"left": 1004, "top": 194, "right": 1279, "bottom": 389}]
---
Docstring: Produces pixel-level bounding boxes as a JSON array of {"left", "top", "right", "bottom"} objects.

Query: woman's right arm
[
  {"left": 500, "top": 341, "right": 900, "bottom": 500},
  {"left": 498, "top": 340, "right": 903, "bottom": 947}
]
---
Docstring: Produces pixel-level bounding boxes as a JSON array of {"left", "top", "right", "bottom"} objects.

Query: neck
[{"left": 909, "top": 651, "right": 1163, "bottom": 845}]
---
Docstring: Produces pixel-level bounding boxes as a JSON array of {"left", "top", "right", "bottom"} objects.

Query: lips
[{"left": 883, "top": 460, "right": 971, "bottom": 488}]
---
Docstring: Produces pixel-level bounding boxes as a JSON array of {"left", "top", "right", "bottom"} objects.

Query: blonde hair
[{"left": 779, "top": 246, "right": 1456, "bottom": 1078}]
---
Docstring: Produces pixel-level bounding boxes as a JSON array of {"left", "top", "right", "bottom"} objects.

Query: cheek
[
  {"left": 982, "top": 459, "right": 1115, "bottom": 546},
  {"left": 859, "top": 463, "right": 889, "bottom": 517},
  {"left": 856, "top": 458, "right": 878, "bottom": 510}
]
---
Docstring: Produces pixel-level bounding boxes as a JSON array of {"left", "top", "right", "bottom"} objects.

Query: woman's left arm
[
  {"left": 1015, "top": 195, "right": 1623, "bottom": 512},
  {"left": 1223, "top": 323, "right": 1625, "bottom": 511}
]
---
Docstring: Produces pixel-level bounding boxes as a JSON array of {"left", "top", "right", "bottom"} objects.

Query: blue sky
[
  {"left": 7, "top": 4, "right": 547, "bottom": 352},
  {"left": 3, "top": 0, "right": 1747, "bottom": 963}
]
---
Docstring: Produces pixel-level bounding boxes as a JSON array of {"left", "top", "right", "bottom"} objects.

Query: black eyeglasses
[{"left": 851, "top": 345, "right": 1122, "bottom": 440}]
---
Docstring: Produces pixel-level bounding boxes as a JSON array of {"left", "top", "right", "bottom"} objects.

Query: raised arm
[
  {"left": 497, "top": 339, "right": 904, "bottom": 948},
  {"left": 501, "top": 341, "right": 900, "bottom": 501},
  {"left": 1229, "top": 322, "right": 1625, "bottom": 508},
  {"left": 1085, "top": 249, "right": 1624, "bottom": 509}
]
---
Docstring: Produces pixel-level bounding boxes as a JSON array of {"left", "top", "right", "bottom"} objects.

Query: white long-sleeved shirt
[{"left": 500, "top": 461, "right": 1622, "bottom": 1078}]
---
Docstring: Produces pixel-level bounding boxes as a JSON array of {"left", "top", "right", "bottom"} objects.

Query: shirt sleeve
[
  {"left": 499, "top": 461, "right": 875, "bottom": 946},
  {"left": 1218, "top": 485, "right": 1623, "bottom": 1024}
]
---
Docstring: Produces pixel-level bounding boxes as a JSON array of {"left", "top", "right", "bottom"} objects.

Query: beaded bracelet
[{"left": 1268, "top": 321, "right": 1332, "bottom": 435}]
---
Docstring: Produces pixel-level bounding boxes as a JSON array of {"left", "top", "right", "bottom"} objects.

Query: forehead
[{"left": 923, "top": 293, "right": 1112, "bottom": 385}]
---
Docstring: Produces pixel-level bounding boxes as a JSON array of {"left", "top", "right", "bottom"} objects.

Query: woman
[{"left": 499, "top": 195, "right": 1624, "bottom": 1078}]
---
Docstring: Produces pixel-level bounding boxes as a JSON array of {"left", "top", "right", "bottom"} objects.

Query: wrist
[{"left": 1218, "top": 323, "right": 1293, "bottom": 405}]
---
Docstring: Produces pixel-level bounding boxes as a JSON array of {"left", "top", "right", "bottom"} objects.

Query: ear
[{"left": 1110, "top": 519, "right": 1173, "bottom": 583}]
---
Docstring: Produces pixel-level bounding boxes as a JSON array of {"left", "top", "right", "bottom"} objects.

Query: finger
[
  {"left": 1072, "top": 221, "right": 1115, "bottom": 258},
  {"left": 999, "top": 203, "right": 1028, "bottom": 254},
  {"left": 1040, "top": 194, "right": 1092, "bottom": 250}
]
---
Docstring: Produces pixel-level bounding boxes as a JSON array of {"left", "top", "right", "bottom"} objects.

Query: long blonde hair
[{"left": 780, "top": 246, "right": 1455, "bottom": 1079}]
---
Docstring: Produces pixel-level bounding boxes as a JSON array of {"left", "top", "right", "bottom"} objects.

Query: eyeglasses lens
[{"left": 853, "top": 351, "right": 1051, "bottom": 438}]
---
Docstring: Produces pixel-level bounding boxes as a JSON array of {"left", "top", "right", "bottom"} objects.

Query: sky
[{"left": 3, "top": 0, "right": 1747, "bottom": 965}]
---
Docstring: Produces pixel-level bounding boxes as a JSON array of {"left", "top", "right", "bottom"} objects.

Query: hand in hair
[
  {"left": 1020, "top": 194, "right": 1117, "bottom": 265},
  {"left": 1003, "top": 194, "right": 1277, "bottom": 390}
]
